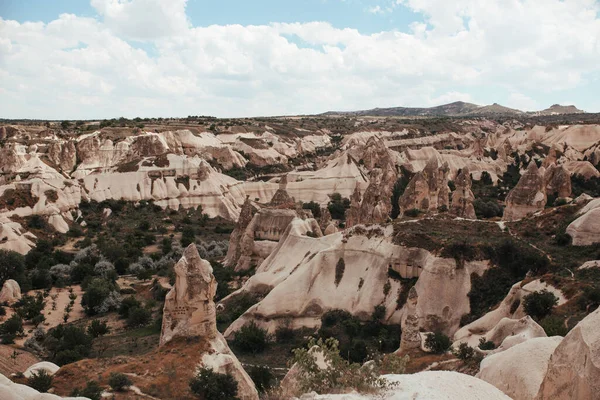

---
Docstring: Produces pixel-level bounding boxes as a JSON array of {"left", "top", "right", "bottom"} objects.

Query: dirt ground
[{"left": 0, "top": 344, "right": 40, "bottom": 376}]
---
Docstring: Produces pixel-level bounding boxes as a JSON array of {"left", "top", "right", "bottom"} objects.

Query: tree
[
  {"left": 71, "top": 381, "right": 102, "bottom": 400},
  {"left": 0, "top": 250, "right": 26, "bottom": 287},
  {"left": 87, "top": 319, "right": 110, "bottom": 338},
  {"left": 82, "top": 278, "right": 115, "bottom": 316},
  {"left": 189, "top": 368, "right": 239, "bottom": 400},
  {"left": 424, "top": 332, "right": 451, "bottom": 354},
  {"left": 119, "top": 296, "right": 142, "bottom": 318},
  {"left": 231, "top": 322, "right": 269, "bottom": 354},
  {"left": 108, "top": 372, "right": 132, "bottom": 392},
  {"left": 302, "top": 201, "right": 322, "bottom": 218},
  {"left": 452, "top": 342, "right": 475, "bottom": 361},
  {"left": 248, "top": 366, "right": 273, "bottom": 393},
  {"left": 127, "top": 307, "right": 151, "bottom": 328},
  {"left": 327, "top": 193, "right": 351, "bottom": 220},
  {"left": 27, "top": 370, "right": 53, "bottom": 393},
  {"left": 523, "top": 290, "right": 558, "bottom": 320},
  {"left": 60, "top": 120, "right": 71, "bottom": 130}
]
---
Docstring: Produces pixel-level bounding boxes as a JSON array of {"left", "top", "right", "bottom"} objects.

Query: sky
[{"left": 0, "top": 0, "right": 599, "bottom": 119}]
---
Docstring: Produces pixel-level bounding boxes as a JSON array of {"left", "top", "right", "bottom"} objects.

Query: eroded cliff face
[
  {"left": 398, "top": 156, "right": 450, "bottom": 215},
  {"left": 503, "top": 162, "right": 547, "bottom": 221},
  {"left": 223, "top": 222, "right": 488, "bottom": 341},
  {"left": 450, "top": 166, "right": 476, "bottom": 219}
]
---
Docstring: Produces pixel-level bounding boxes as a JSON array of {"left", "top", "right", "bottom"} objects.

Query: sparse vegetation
[
  {"left": 523, "top": 290, "right": 559, "bottom": 320},
  {"left": 108, "top": 372, "right": 132, "bottom": 392},
  {"left": 424, "top": 332, "right": 451, "bottom": 354},
  {"left": 189, "top": 367, "right": 239, "bottom": 400},
  {"left": 27, "top": 369, "right": 53, "bottom": 393}
]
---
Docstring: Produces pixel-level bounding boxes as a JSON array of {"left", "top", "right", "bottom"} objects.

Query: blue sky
[{"left": 0, "top": 0, "right": 599, "bottom": 118}]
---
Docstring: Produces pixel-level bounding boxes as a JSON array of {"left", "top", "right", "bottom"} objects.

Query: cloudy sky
[{"left": 1, "top": 0, "right": 599, "bottom": 119}]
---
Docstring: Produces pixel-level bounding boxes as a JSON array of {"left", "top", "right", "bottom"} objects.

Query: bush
[
  {"left": 248, "top": 365, "right": 274, "bottom": 393},
  {"left": 108, "top": 372, "right": 132, "bottom": 392},
  {"left": 555, "top": 232, "right": 572, "bottom": 246},
  {"left": 189, "top": 368, "right": 239, "bottom": 400},
  {"left": 232, "top": 322, "right": 269, "bottom": 354},
  {"left": 27, "top": 369, "right": 53, "bottom": 393},
  {"left": 540, "top": 315, "right": 568, "bottom": 336},
  {"left": 0, "top": 314, "right": 24, "bottom": 337},
  {"left": 46, "top": 324, "right": 92, "bottom": 366},
  {"left": 119, "top": 296, "right": 142, "bottom": 318},
  {"left": 327, "top": 193, "right": 351, "bottom": 220},
  {"left": 71, "top": 381, "right": 103, "bottom": 400},
  {"left": 334, "top": 258, "right": 345, "bottom": 286},
  {"left": 453, "top": 342, "right": 475, "bottom": 361},
  {"left": 404, "top": 208, "right": 421, "bottom": 218},
  {"left": 302, "top": 201, "right": 321, "bottom": 218},
  {"left": 87, "top": 319, "right": 110, "bottom": 338},
  {"left": 127, "top": 307, "right": 151, "bottom": 328},
  {"left": 474, "top": 199, "right": 503, "bottom": 219},
  {"left": 289, "top": 337, "right": 396, "bottom": 395},
  {"left": 0, "top": 250, "right": 26, "bottom": 288},
  {"left": 478, "top": 337, "right": 496, "bottom": 350},
  {"left": 424, "top": 332, "right": 451, "bottom": 354},
  {"left": 523, "top": 290, "right": 558, "bottom": 320},
  {"left": 82, "top": 278, "right": 117, "bottom": 316}
]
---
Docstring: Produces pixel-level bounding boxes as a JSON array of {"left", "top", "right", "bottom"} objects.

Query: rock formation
[
  {"left": 160, "top": 244, "right": 259, "bottom": 400},
  {"left": 224, "top": 221, "right": 488, "bottom": 338},
  {"left": 536, "top": 308, "right": 600, "bottom": 400},
  {"left": 503, "top": 162, "right": 547, "bottom": 221},
  {"left": 345, "top": 166, "right": 397, "bottom": 227},
  {"left": 450, "top": 167, "right": 476, "bottom": 219},
  {"left": 0, "top": 372, "right": 88, "bottom": 400},
  {"left": 223, "top": 197, "right": 258, "bottom": 269},
  {"left": 160, "top": 244, "right": 218, "bottom": 346},
  {"left": 399, "top": 287, "right": 421, "bottom": 352},
  {"left": 544, "top": 164, "right": 572, "bottom": 199},
  {"left": 567, "top": 199, "right": 600, "bottom": 246},
  {"left": 298, "top": 371, "right": 512, "bottom": 400},
  {"left": 0, "top": 279, "right": 22, "bottom": 304},
  {"left": 23, "top": 361, "right": 60, "bottom": 378},
  {"left": 398, "top": 156, "right": 450, "bottom": 215},
  {"left": 478, "top": 336, "right": 562, "bottom": 400}
]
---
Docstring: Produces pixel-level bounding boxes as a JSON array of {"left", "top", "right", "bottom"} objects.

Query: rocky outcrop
[
  {"left": 46, "top": 141, "right": 77, "bottom": 173},
  {"left": 503, "top": 162, "right": 547, "bottom": 221},
  {"left": 454, "top": 279, "right": 565, "bottom": 349},
  {"left": 450, "top": 167, "right": 476, "bottom": 219},
  {"left": 300, "top": 371, "right": 512, "bottom": 400},
  {"left": 0, "top": 372, "right": 88, "bottom": 400},
  {"left": 23, "top": 361, "right": 60, "bottom": 378},
  {"left": 0, "top": 218, "right": 36, "bottom": 254},
  {"left": 160, "top": 244, "right": 218, "bottom": 346},
  {"left": 224, "top": 197, "right": 259, "bottom": 269},
  {"left": 0, "top": 279, "right": 21, "bottom": 304},
  {"left": 399, "top": 287, "right": 421, "bottom": 352},
  {"left": 478, "top": 336, "right": 562, "bottom": 400},
  {"left": 160, "top": 244, "right": 259, "bottom": 400},
  {"left": 544, "top": 164, "right": 572, "bottom": 199},
  {"left": 566, "top": 199, "right": 600, "bottom": 246},
  {"left": 398, "top": 156, "right": 450, "bottom": 215},
  {"left": 345, "top": 166, "right": 397, "bottom": 227},
  {"left": 224, "top": 222, "right": 488, "bottom": 338},
  {"left": 536, "top": 308, "right": 600, "bottom": 400}
]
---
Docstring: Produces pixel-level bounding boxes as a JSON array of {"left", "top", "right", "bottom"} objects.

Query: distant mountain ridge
[{"left": 322, "top": 101, "right": 585, "bottom": 117}]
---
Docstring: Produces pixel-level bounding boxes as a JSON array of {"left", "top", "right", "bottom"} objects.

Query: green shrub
[
  {"left": 578, "top": 285, "right": 600, "bottom": 311},
  {"left": 119, "top": 296, "right": 142, "bottom": 318},
  {"left": 474, "top": 199, "right": 503, "bottom": 219},
  {"left": 424, "top": 332, "right": 451, "bottom": 354},
  {"left": 0, "top": 314, "right": 24, "bottom": 337},
  {"left": 87, "top": 320, "right": 110, "bottom": 338},
  {"left": 232, "top": 322, "right": 269, "bottom": 354},
  {"left": 452, "top": 342, "right": 475, "bottom": 361},
  {"left": 248, "top": 365, "right": 274, "bottom": 393},
  {"left": 81, "top": 278, "right": 116, "bottom": 316},
  {"left": 189, "top": 367, "right": 239, "bottom": 400},
  {"left": 540, "top": 315, "right": 568, "bottom": 336},
  {"left": 70, "top": 381, "right": 103, "bottom": 400},
  {"left": 27, "top": 369, "right": 53, "bottom": 393},
  {"left": 46, "top": 324, "right": 92, "bottom": 366},
  {"left": 127, "top": 307, "right": 151, "bottom": 328},
  {"left": 478, "top": 337, "right": 496, "bottom": 350},
  {"left": 523, "top": 290, "right": 558, "bottom": 320},
  {"left": 0, "top": 250, "right": 26, "bottom": 288},
  {"left": 335, "top": 258, "right": 345, "bottom": 286},
  {"left": 302, "top": 201, "right": 321, "bottom": 218},
  {"left": 327, "top": 193, "right": 351, "bottom": 220},
  {"left": 404, "top": 208, "right": 421, "bottom": 218},
  {"left": 108, "top": 372, "right": 132, "bottom": 392}
]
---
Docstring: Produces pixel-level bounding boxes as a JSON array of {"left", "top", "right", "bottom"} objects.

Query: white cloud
[
  {"left": 90, "top": 0, "right": 190, "bottom": 40},
  {"left": 0, "top": 0, "right": 599, "bottom": 118}
]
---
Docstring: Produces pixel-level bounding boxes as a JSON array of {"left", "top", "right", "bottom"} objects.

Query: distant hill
[
  {"left": 322, "top": 101, "right": 585, "bottom": 118},
  {"left": 531, "top": 104, "right": 585, "bottom": 116}
]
